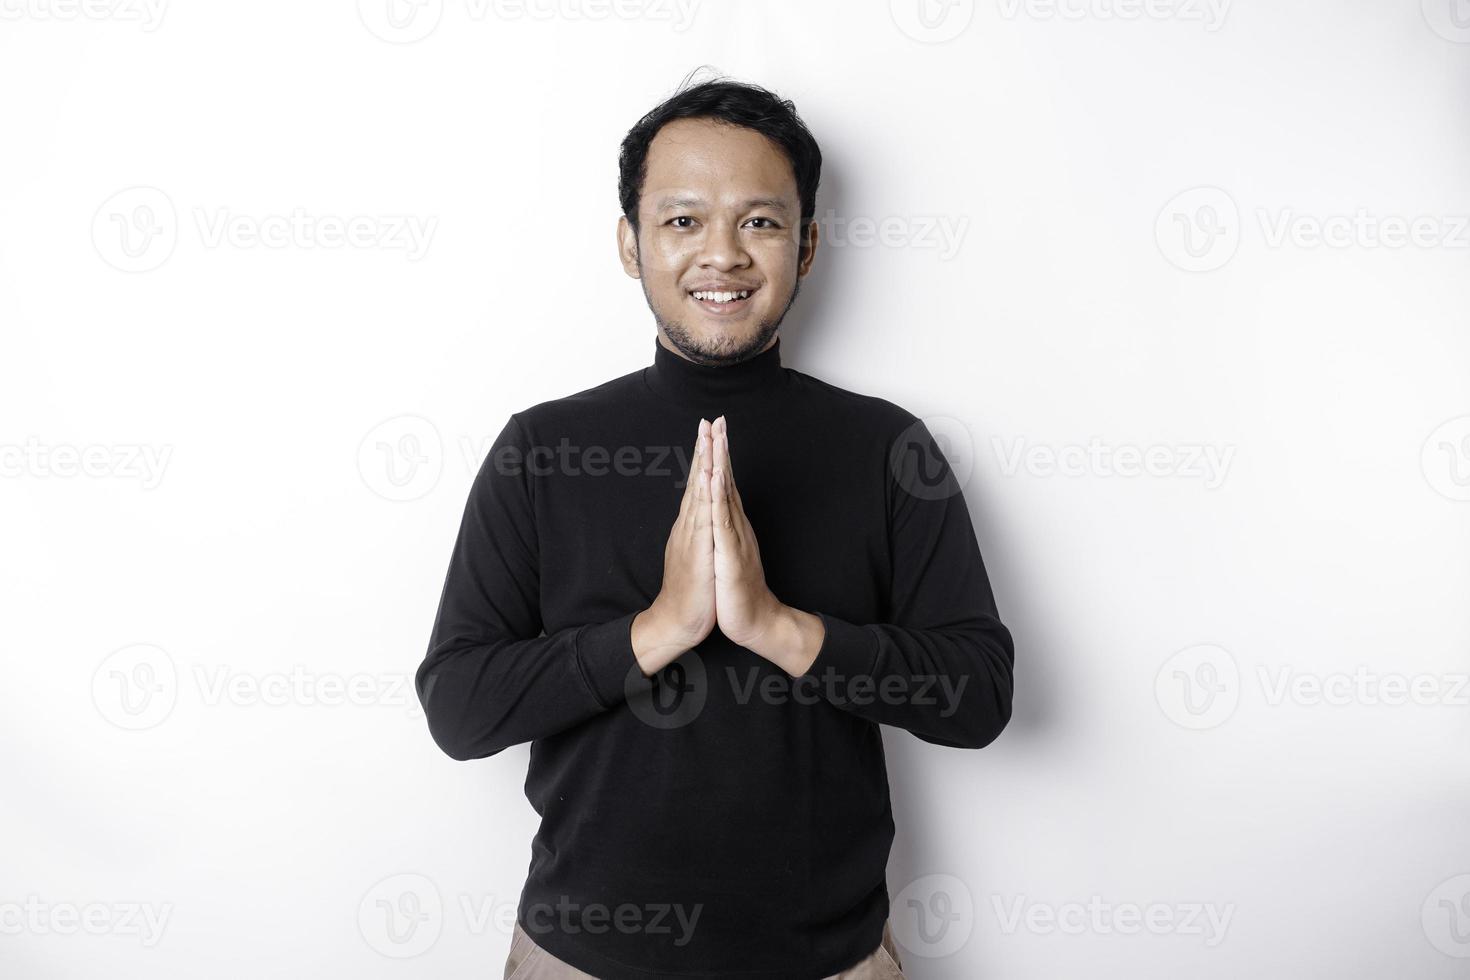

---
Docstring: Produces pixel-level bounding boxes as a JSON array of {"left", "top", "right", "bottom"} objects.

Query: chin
[
  {"left": 659, "top": 307, "right": 777, "bottom": 363},
  {"left": 699, "top": 325, "right": 759, "bottom": 350}
]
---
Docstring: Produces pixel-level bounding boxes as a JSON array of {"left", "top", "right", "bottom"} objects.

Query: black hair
[{"left": 617, "top": 67, "right": 822, "bottom": 256}]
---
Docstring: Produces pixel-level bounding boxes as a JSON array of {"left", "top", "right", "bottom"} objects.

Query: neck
[
  {"left": 644, "top": 333, "right": 787, "bottom": 410},
  {"left": 655, "top": 332, "right": 778, "bottom": 364}
]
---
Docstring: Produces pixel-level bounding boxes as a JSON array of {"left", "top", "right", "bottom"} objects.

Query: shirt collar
[{"left": 643, "top": 335, "right": 787, "bottom": 409}]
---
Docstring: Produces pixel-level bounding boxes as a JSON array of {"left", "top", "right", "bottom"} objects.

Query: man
[{"left": 416, "top": 73, "right": 1015, "bottom": 979}]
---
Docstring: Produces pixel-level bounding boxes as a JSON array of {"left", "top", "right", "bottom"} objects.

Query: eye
[
  {"left": 667, "top": 216, "right": 696, "bottom": 228},
  {"left": 747, "top": 217, "right": 780, "bottom": 229}
]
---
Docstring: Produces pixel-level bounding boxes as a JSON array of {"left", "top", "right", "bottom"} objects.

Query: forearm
[
  {"left": 799, "top": 612, "right": 1013, "bottom": 749},
  {"left": 417, "top": 611, "right": 639, "bottom": 761},
  {"left": 739, "top": 592, "right": 1011, "bottom": 749}
]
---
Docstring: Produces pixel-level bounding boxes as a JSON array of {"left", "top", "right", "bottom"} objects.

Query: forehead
[{"left": 642, "top": 117, "right": 797, "bottom": 211}]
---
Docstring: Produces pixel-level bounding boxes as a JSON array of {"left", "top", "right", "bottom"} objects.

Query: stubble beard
[{"left": 638, "top": 253, "right": 802, "bottom": 368}]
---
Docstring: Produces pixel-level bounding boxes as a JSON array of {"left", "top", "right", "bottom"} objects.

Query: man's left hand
[{"left": 709, "top": 415, "right": 825, "bottom": 674}]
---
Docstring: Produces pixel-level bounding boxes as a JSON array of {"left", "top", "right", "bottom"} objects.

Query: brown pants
[{"left": 502, "top": 921, "right": 906, "bottom": 979}]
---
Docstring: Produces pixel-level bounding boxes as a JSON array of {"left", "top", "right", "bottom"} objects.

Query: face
[{"left": 618, "top": 116, "right": 818, "bottom": 366}]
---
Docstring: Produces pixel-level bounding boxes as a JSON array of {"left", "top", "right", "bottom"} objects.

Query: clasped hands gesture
[{"left": 630, "top": 416, "right": 825, "bottom": 679}]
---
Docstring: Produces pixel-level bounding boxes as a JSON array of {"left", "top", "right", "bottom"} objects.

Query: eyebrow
[{"left": 654, "top": 196, "right": 792, "bottom": 214}]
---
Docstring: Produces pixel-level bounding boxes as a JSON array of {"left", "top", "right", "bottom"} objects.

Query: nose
[{"left": 696, "top": 216, "right": 750, "bottom": 271}]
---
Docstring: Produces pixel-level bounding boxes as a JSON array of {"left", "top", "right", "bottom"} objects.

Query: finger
[
  {"left": 694, "top": 454, "right": 712, "bottom": 534},
  {"left": 711, "top": 457, "right": 735, "bottom": 555},
  {"left": 710, "top": 421, "right": 726, "bottom": 515},
  {"left": 716, "top": 417, "right": 736, "bottom": 484},
  {"left": 714, "top": 417, "right": 746, "bottom": 513},
  {"left": 711, "top": 450, "right": 726, "bottom": 525},
  {"left": 679, "top": 420, "right": 709, "bottom": 519},
  {"left": 693, "top": 425, "right": 714, "bottom": 534},
  {"left": 714, "top": 428, "right": 747, "bottom": 538},
  {"left": 712, "top": 438, "right": 742, "bottom": 551},
  {"left": 720, "top": 431, "right": 745, "bottom": 517},
  {"left": 699, "top": 421, "right": 714, "bottom": 533}
]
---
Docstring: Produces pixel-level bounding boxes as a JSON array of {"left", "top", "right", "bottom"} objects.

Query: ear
[
  {"left": 796, "top": 218, "right": 819, "bottom": 278},
  {"left": 617, "top": 215, "right": 641, "bottom": 279}
]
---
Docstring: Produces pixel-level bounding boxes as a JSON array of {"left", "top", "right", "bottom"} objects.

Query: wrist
[
  {"left": 632, "top": 603, "right": 700, "bottom": 675},
  {"left": 744, "top": 601, "right": 824, "bottom": 676}
]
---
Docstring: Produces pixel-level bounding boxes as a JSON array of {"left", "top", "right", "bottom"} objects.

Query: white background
[{"left": 3, "top": 1, "right": 1469, "bottom": 977}]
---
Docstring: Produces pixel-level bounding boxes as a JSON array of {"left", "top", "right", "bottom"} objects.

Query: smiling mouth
[{"left": 688, "top": 287, "right": 757, "bottom": 315}]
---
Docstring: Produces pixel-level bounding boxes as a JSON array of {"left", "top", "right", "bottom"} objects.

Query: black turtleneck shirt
[{"left": 416, "top": 337, "right": 1014, "bottom": 979}]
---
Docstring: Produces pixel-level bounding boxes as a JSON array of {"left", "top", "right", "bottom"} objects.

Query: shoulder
[
  {"left": 787, "top": 368, "right": 967, "bottom": 496},
  {"left": 786, "top": 366, "right": 923, "bottom": 439},
  {"left": 505, "top": 366, "right": 647, "bottom": 433}
]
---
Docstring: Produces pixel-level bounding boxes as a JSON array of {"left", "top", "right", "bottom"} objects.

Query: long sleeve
[
  {"left": 799, "top": 415, "right": 1015, "bottom": 749},
  {"left": 415, "top": 413, "right": 642, "bottom": 761}
]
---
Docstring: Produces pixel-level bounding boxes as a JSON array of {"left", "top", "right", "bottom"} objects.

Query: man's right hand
[{"left": 631, "top": 418, "right": 716, "bottom": 676}]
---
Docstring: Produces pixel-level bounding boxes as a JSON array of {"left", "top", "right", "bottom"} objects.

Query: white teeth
[{"left": 693, "top": 290, "right": 750, "bottom": 303}]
